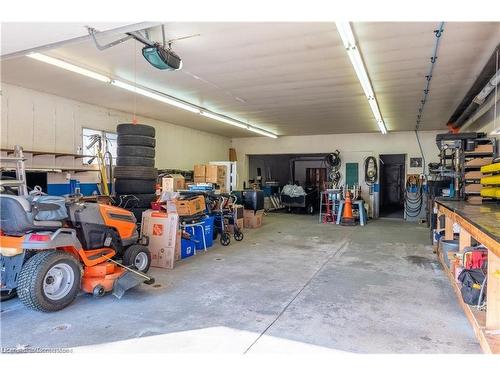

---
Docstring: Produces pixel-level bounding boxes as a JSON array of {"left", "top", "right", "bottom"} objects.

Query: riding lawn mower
[{"left": 0, "top": 193, "right": 154, "bottom": 312}]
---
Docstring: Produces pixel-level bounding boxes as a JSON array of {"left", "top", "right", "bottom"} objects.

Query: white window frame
[{"left": 82, "top": 128, "right": 117, "bottom": 166}]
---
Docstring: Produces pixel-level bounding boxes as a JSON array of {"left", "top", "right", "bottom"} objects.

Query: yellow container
[
  {"left": 480, "top": 162, "right": 500, "bottom": 174},
  {"left": 480, "top": 187, "right": 500, "bottom": 198},
  {"left": 480, "top": 174, "right": 500, "bottom": 185}
]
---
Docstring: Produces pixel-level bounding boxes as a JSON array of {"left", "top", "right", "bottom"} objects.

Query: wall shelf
[{"left": 1, "top": 148, "right": 92, "bottom": 159}]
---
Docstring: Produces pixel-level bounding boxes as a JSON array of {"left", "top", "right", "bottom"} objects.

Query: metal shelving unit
[{"left": 463, "top": 139, "right": 495, "bottom": 204}]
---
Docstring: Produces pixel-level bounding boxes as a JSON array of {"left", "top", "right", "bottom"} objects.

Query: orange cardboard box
[
  {"left": 162, "top": 174, "right": 185, "bottom": 192},
  {"left": 175, "top": 195, "right": 206, "bottom": 216},
  {"left": 194, "top": 164, "right": 206, "bottom": 177}
]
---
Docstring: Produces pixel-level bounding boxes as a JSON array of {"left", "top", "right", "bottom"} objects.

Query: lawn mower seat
[{"left": 0, "top": 195, "right": 64, "bottom": 236}]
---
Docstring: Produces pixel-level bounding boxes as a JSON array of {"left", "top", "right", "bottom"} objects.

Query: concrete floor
[{"left": 0, "top": 213, "right": 480, "bottom": 353}]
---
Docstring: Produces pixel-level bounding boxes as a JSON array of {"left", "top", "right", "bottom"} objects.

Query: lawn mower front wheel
[{"left": 123, "top": 245, "right": 151, "bottom": 273}]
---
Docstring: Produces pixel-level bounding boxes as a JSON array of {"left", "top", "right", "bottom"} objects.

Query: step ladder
[
  {"left": 319, "top": 188, "right": 341, "bottom": 224},
  {"left": 0, "top": 145, "right": 28, "bottom": 196}
]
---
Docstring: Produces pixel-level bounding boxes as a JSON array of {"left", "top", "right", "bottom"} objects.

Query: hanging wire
[
  {"left": 133, "top": 38, "right": 138, "bottom": 124},
  {"left": 414, "top": 22, "right": 445, "bottom": 176},
  {"left": 408, "top": 22, "right": 445, "bottom": 219},
  {"left": 494, "top": 49, "right": 498, "bottom": 135}
]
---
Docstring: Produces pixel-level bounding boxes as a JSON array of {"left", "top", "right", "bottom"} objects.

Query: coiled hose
[{"left": 404, "top": 176, "right": 423, "bottom": 217}]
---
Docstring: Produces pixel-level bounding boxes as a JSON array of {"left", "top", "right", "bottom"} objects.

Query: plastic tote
[
  {"left": 185, "top": 216, "right": 215, "bottom": 250},
  {"left": 181, "top": 238, "right": 196, "bottom": 259}
]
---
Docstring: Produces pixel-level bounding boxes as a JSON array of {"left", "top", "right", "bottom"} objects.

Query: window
[{"left": 82, "top": 128, "right": 117, "bottom": 165}]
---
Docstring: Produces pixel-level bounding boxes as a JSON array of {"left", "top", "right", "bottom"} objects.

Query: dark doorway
[
  {"left": 379, "top": 154, "right": 405, "bottom": 219},
  {"left": 305, "top": 168, "right": 327, "bottom": 190},
  {"left": 0, "top": 171, "right": 48, "bottom": 193}
]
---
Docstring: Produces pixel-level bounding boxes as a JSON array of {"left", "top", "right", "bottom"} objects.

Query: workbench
[{"left": 434, "top": 198, "right": 500, "bottom": 353}]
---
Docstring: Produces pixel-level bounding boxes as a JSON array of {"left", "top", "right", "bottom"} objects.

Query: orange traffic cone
[{"left": 341, "top": 191, "right": 356, "bottom": 226}]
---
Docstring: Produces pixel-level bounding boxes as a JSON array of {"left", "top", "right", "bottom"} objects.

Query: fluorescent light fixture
[
  {"left": 26, "top": 53, "right": 278, "bottom": 138},
  {"left": 201, "top": 111, "right": 277, "bottom": 138},
  {"left": 111, "top": 80, "right": 200, "bottom": 114},
  {"left": 336, "top": 22, "right": 387, "bottom": 134},
  {"left": 27, "top": 53, "right": 111, "bottom": 83},
  {"left": 201, "top": 111, "right": 249, "bottom": 129},
  {"left": 247, "top": 126, "right": 278, "bottom": 138}
]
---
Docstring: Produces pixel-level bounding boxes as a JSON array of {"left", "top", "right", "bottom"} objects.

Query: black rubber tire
[
  {"left": 130, "top": 207, "right": 147, "bottom": 222},
  {"left": 123, "top": 245, "right": 151, "bottom": 273},
  {"left": 1, "top": 289, "right": 17, "bottom": 302},
  {"left": 220, "top": 232, "right": 231, "bottom": 246},
  {"left": 117, "top": 123, "right": 155, "bottom": 138},
  {"left": 115, "top": 179, "right": 156, "bottom": 194},
  {"left": 117, "top": 135, "right": 156, "bottom": 148},
  {"left": 117, "top": 193, "right": 156, "bottom": 209},
  {"left": 114, "top": 166, "right": 158, "bottom": 180},
  {"left": 116, "top": 156, "right": 155, "bottom": 167},
  {"left": 17, "top": 250, "right": 82, "bottom": 312},
  {"left": 234, "top": 231, "right": 244, "bottom": 241},
  {"left": 117, "top": 146, "right": 155, "bottom": 158}
]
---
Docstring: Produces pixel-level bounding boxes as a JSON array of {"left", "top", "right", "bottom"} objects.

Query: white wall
[
  {"left": 232, "top": 130, "right": 442, "bottom": 199},
  {"left": 0, "top": 83, "right": 230, "bottom": 170}
]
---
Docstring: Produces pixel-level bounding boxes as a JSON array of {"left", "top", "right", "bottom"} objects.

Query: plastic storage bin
[
  {"left": 181, "top": 238, "right": 196, "bottom": 259},
  {"left": 185, "top": 216, "right": 215, "bottom": 250}
]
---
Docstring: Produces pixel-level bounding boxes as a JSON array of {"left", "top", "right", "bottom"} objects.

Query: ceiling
[{"left": 1, "top": 22, "right": 499, "bottom": 137}]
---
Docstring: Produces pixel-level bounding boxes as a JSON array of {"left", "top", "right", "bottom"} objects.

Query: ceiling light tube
[
  {"left": 201, "top": 111, "right": 249, "bottom": 129},
  {"left": 336, "top": 22, "right": 387, "bottom": 134},
  {"left": 202, "top": 111, "right": 277, "bottom": 138},
  {"left": 336, "top": 21, "right": 356, "bottom": 48},
  {"left": 346, "top": 48, "right": 375, "bottom": 98},
  {"left": 111, "top": 79, "right": 200, "bottom": 113},
  {"left": 27, "top": 53, "right": 111, "bottom": 83},
  {"left": 26, "top": 53, "right": 278, "bottom": 138},
  {"left": 247, "top": 126, "right": 278, "bottom": 138}
]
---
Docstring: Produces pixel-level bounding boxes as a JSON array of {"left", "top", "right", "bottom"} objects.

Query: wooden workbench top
[{"left": 435, "top": 198, "right": 500, "bottom": 253}]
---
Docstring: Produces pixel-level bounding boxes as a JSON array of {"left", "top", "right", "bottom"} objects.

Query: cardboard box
[
  {"left": 473, "top": 144, "right": 494, "bottom": 153},
  {"left": 228, "top": 218, "right": 244, "bottom": 233},
  {"left": 194, "top": 164, "right": 206, "bottom": 177},
  {"left": 162, "top": 174, "right": 185, "bottom": 192},
  {"left": 206, "top": 165, "right": 226, "bottom": 183},
  {"left": 464, "top": 170, "right": 483, "bottom": 180},
  {"left": 205, "top": 165, "right": 218, "bottom": 183},
  {"left": 465, "top": 183, "right": 482, "bottom": 193},
  {"left": 218, "top": 165, "right": 227, "bottom": 177},
  {"left": 194, "top": 176, "right": 206, "bottom": 184},
  {"left": 465, "top": 157, "right": 493, "bottom": 167},
  {"left": 166, "top": 200, "right": 178, "bottom": 214},
  {"left": 233, "top": 204, "right": 244, "bottom": 219},
  {"left": 141, "top": 210, "right": 179, "bottom": 269},
  {"left": 175, "top": 195, "right": 206, "bottom": 216},
  {"left": 243, "top": 209, "right": 264, "bottom": 229},
  {"left": 229, "top": 148, "right": 237, "bottom": 162}
]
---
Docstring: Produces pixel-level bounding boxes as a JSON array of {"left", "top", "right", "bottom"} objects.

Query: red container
[{"left": 150, "top": 201, "right": 162, "bottom": 211}]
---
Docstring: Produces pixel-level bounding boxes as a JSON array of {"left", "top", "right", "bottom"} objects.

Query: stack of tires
[{"left": 115, "top": 124, "right": 157, "bottom": 222}]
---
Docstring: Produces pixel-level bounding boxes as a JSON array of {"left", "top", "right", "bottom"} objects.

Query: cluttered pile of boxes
[
  {"left": 141, "top": 194, "right": 212, "bottom": 269},
  {"left": 193, "top": 164, "right": 227, "bottom": 192},
  {"left": 139, "top": 167, "right": 265, "bottom": 270}
]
